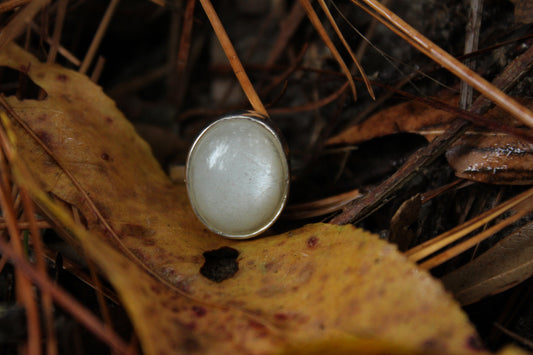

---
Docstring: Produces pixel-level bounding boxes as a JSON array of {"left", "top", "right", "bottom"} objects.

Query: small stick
[
  {"left": 198, "top": 0, "right": 268, "bottom": 116},
  {"left": 79, "top": 0, "right": 120, "bottom": 74},
  {"left": 459, "top": 0, "right": 483, "bottom": 109}
]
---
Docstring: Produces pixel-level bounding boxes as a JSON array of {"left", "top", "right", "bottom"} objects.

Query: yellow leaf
[{"left": 0, "top": 43, "right": 495, "bottom": 354}]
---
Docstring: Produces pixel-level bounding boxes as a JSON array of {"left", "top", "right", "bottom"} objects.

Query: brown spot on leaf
[
  {"left": 104, "top": 116, "right": 113, "bottom": 124},
  {"left": 264, "top": 261, "right": 281, "bottom": 273},
  {"left": 466, "top": 335, "right": 485, "bottom": 351},
  {"left": 247, "top": 319, "right": 270, "bottom": 338},
  {"left": 56, "top": 74, "right": 68, "bottom": 82},
  {"left": 192, "top": 306, "right": 206, "bottom": 317},
  {"left": 200, "top": 247, "right": 239, "bottom": 283},
  {"left": 142, "top": 238, "right": 155, "bottom": 246},
  {"left": 274, "top": 312, "right": 288, "bottom": 322},
  {"left": 101, "top": 152, "right": 110, "bottom": 161},
  {"left": 120, "top": 223, "right": 156, "bottom": 239},
  {"left": 36, "top": 131, "right": 52, "bottom": 146},
  {"left": 307, "top": 235, "right": 319, "bottom": 248}
]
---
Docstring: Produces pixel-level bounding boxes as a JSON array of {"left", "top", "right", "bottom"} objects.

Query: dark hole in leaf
[
  {"left": 200, "top": 246, "right": 239, "bottom": 283},
  {"left": 0, "top": 66, "right": 47, "bottom": 100}
]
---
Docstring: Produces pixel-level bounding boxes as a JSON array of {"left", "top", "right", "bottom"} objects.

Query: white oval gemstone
[{"left": 186, "top": 114, "right": 289, "bottom": 238}]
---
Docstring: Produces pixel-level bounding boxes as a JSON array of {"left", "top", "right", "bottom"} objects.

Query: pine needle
[
  {"left": 317, "top": 0, "right": 375, "bottom": 99},
  {"left": 351, "top": 0, "right": 533, "bottom": 129},
  {"left": 298, "top": 0, "right": 358, "bottom": 100},
  {"left": 406, "top": 187, "right": 533, "bottom": 269},
  {"left": 198, "top": 0, "right": 268, "bottom": 116}
]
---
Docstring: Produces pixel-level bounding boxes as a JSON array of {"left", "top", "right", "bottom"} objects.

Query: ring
[{"left": 186, "top": 111, "right": 290, "bottom": 239}]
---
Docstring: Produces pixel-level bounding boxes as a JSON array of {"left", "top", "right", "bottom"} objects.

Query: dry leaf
[
  {"left": 0, "top": 156, "right": 287, "bottom": 354},
  {"left": 446, "top": 100, "right": 533, "bottom": 185},
  {"left": 445, "top": 134, "right": 533, "bottom": 184},
  {"left": 389, "top": 193, "right": 422, "bottom": 251},
  {"left": 327, "top": 95, "right": 533, "bottom": 185},
  {"left": 0, "top": 43, "right": 501, "bottom": 354},
  {"left": 441, "top": 219, "right": 533, "bottom": 305},
  {"left": 326, "top": 95, "right": 459, "bottom": 146}
]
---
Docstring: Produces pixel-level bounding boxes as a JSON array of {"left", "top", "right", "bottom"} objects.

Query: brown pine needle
[
  {"left": 317, "top": 0, "right": 375, "bottom": 99},
  {"left": 0, "top": 0, "right": 49, "bottom": 52},
  {"left": 173, "top": 0, "right": 196, "bottom": 106},
  {"left": 0, "top": 219, "right": 51, "bottom": 229},
  {"left": 79, "top": 0, "right": 120, "bottom": 74},
  {"left": 0, "top": 112, "right": 135, "bottom": 355},
  {"left": 0, "top": 180, "right": 41, "bottom": 355},
  {"left": 20, "top": 188, "right": 57, "bottom": 355},
  {"left": 30, "top": 22, "right": 81, "bottom": 66},
  {"left": 352, "top": 0, "right": 533, "bottom": 129},
  {"left": 91, "top": 56, "right": 106, "bottom": 83},
  {"left": 298, "top": 0, "right": 357, "bottom": 100},
  {"left": 198, "top": 0, "right": 268, "bottom": 116},
  {"left": 270, "top": 81, "right": 349, "bottom": 114},
  {"left": 419, "top": 201, "right": 533, "bottom": 270},
  {"left": 406, "top": 187, "right": 533, "bottom": 263},
  {"left": 41, "top": 244, "right": 120, "bottom": 303},
  {"left": 47, "top": 0, "right": 68, "bottom": 64},
  {"left": 0, "top": 236, "right": 136, "bottom": 355},
  {"left": 493, "top": 322, "right": 533, "bottom": 349},
  {"left": 284, "top": 188, "right": 362, "bottom": 219},
  {"left": 71, "top": 204, "right": 114, "bottom": 332}
]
